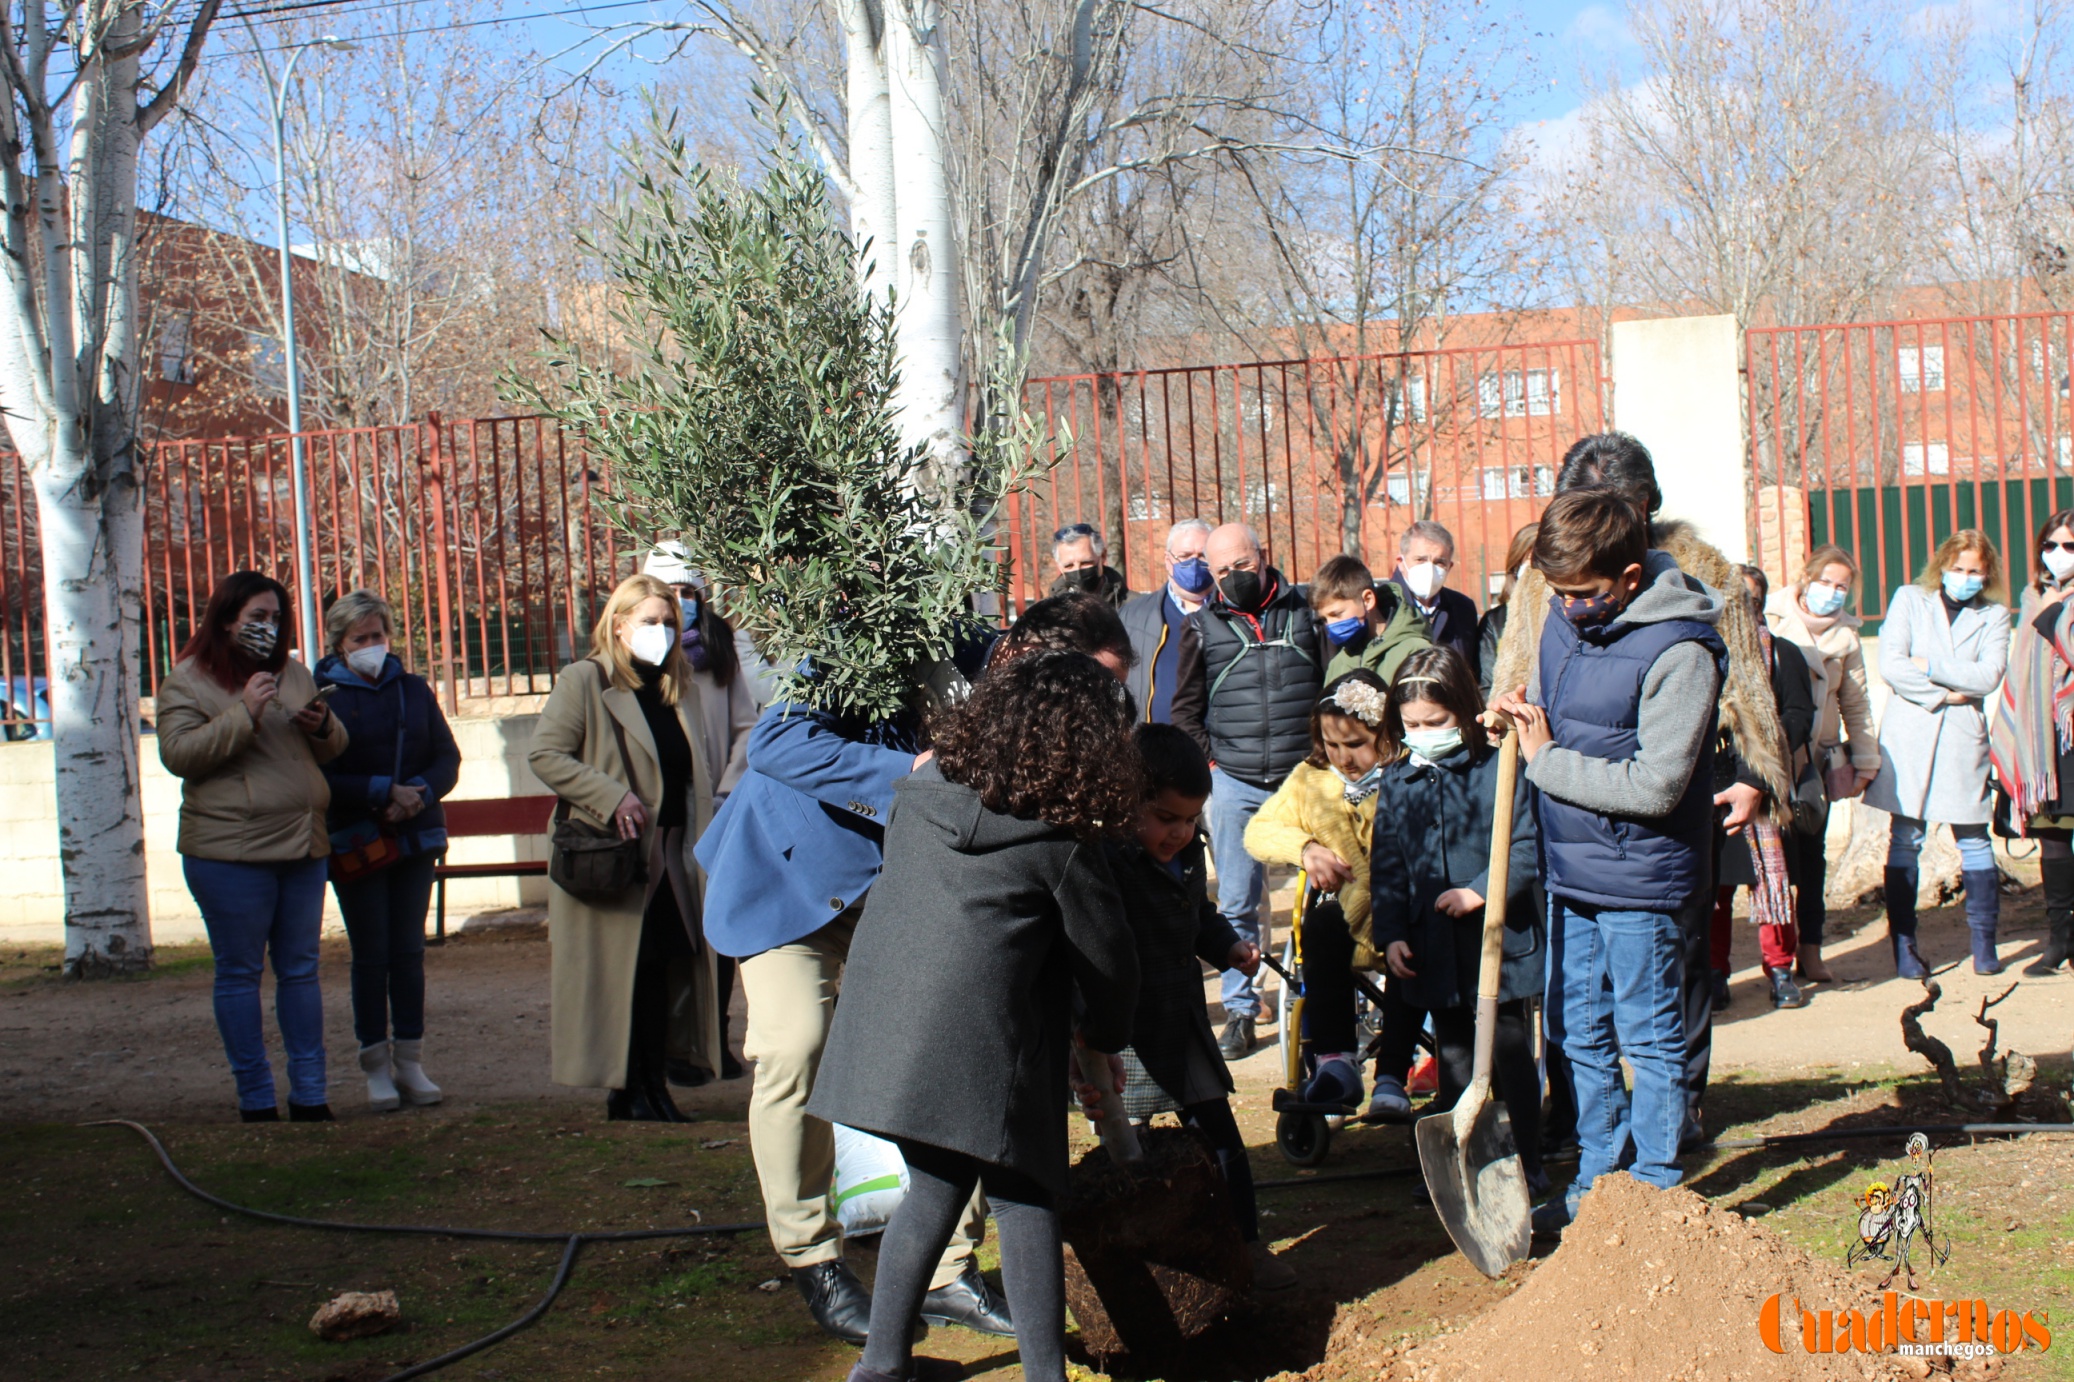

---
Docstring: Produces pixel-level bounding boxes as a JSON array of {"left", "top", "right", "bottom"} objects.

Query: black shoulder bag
[{"left": 549, "top": 662, "right": 649, "bottom": 902}]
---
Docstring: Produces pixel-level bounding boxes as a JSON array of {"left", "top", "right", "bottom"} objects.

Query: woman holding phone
[{"left": 158, "top": 571, "right": 350, "bottom": 1121}]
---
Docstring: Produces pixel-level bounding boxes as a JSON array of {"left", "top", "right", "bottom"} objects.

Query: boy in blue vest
[{"left": 1506, "top": 488, "right": 1726, "bottom": 1233}]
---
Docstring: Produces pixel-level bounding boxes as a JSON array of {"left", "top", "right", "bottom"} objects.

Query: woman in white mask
[
  {"left": 315, "top": 590, "right": 462, "bottom": 1111},
  {"left": 1989, "top": 509, "right": 2074, "bottom": 977},
  {"left": 529, "top": 573, "right": 723, "bottom": 1121},
  {"left": 1762, "top": 545, "right": 1880, "bottom": 983}
]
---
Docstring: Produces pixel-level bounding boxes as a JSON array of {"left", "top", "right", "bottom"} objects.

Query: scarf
[
  {"left": 680, "top": 624, "right": 711, "bottom": 673},
  {"left": 1744, "top": 817, "right": 1795, "bottom": 929},
  {"left": 1333, "top": 763, "right": 1384, "bottom": 804},
  {"left": 1988, "top": 583, "right": 2074, "bottom": 832},
  {"left": 1793, "top": 598, "right": 1842, "bottom": 639}
]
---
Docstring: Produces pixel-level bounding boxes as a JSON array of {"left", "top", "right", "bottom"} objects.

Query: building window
[
  {"left": 157, "top": 313, "right": 195, "bottom": 384},
  {"left": 1479, "top": 465, "right": 1555, "bottom": 500},
  {"left": 1901, "top": 442, "right": 1950, "bottom": 476},
  {"left": 247, "top": 332, "right": 287, "bottom": 398},
  {"left": 1477, "top": 368, "right": 1561, "bottom": 419},
  {"left": 1389, "top": 376, "right": 1427, "bottom": 424},
  {"left": 1898, "top": 344, "right": 1945, "bottom": 393}
]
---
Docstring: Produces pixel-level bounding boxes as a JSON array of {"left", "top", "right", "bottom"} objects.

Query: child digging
[
  {"left": 1369, "top": 647, "right": 1545, "bottom": 1197},
  {"left": 1243, "top": 668, "right": 1392, "bottom": 1115},
  {"left": 1108, "top": 723, "right": 1297, "bottom": 1291},
  {"left": 809, "top": 650, "right": 1143, "bottom": 1382},
  {"left": 1500, "top": 487, "right": 1726, "bottom": 1234}
]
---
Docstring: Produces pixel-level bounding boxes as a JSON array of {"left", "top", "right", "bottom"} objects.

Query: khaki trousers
[{"left": 740, "top": 912, "right": 984, "bottom": 1288}]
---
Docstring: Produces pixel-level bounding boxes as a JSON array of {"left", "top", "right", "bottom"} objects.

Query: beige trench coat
[{"left": 528, "top": 658, "right": 720, "bottom": 1088}]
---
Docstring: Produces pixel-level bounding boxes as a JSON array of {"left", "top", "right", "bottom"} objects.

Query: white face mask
[
  {"left": 345, "top": 642, "right": 389, "bottom": 680},
  {"left": 1402, "top": 561, "right": 1445, "bottom": 600},
  {"left": 2044, "top": 548, "right": 2074, "bottom": 584},
  {"left": 628, "top": 623, "right": 674, "bottom": 667}
]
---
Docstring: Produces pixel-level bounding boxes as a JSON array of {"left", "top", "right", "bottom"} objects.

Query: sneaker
[
  {"left": 1302, "top": 1057, "right": 1363, "bottom": 1108},
  {"left": 1525, "top": 1166, "right": 1551, "bottom": 1198},
  {"left": 1407, "top": 1053, "right": 1439, "bottom": 1095},
  {"left": 1767, "top": 968, "right": 1806, "bottom": 1009},
  {"left": 1248, "top": 1241, "right": 1298, "bottom": 1292},
  {"left": 1218, "top": 1016, "right": 1256, "bottom": 1060},
  {"left": 1710, "top": 971, "right": 1731, "bottom": 1010},
  {"left": 1365, "top": 1078, "right": 1412, "bottom": 1123}
]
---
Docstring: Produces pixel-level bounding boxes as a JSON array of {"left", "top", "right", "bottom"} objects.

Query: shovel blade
[{"left": 1415, "top": 1097, "right": 1533, "bottom": 1279}]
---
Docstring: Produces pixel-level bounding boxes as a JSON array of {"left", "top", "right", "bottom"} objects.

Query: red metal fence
[
  {"left": 0, "top": 337, "right": 1605, "bottom": 734},
  {"left": 1003, "top": 338, "right": 1606, "bottom": 611},
  {"left": 1748, "top": 309, "right": 2074, "bottom": 630}
]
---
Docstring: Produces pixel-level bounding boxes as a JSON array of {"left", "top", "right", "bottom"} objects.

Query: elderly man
[
  {"left": 1170, "top": 522, "right": 1324, "bottom": 1056},
  {"left": 1048, "top": 522, "right": 1131, "bottom": 608},
  {"left": 1118, "top": 518, "right": 1214, "bottom": 723},
  {"left": 1392, "top": 520, "right": 1482, "bottom": 674}
]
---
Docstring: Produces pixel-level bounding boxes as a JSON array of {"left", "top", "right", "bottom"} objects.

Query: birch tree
[{"left": 0, "top": 0, "right": 218, "bottom": 974}]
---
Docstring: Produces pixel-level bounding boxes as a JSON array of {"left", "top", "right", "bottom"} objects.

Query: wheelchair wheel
[{"left": 1276, "top": 1110, "right": 1332, "bottom": 1167}]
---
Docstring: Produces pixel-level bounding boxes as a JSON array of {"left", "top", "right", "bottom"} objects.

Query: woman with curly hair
[{"left": 809, "top": 650, "right": 1143, "bottom": 1382}]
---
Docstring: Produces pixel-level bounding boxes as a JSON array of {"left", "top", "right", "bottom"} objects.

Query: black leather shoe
[
  {"left": 239, "top": 1106, "right": 279, "bottom": 1123},
  {"left": 287, "top": 1102, "right": 334, "bottom": 1122},
  {"left": 794, "top": 1260, "right": 874, "bottom": 1345},
  {"left": 1217, "top": 1016, "right": 1256, "bottom": 1060},
  {"left": 606, "top": 1087, "right": 663, "bottom": 1121},
  {"left": 639, "top": 1070, "right": 695, "bottom": 1123},
  {"left": 920, "top": 1260, "right": 1015, "bottom": 1337}
]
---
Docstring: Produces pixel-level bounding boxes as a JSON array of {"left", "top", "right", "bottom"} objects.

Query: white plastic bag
[{"left": 830, "top": 1124, "right": 908, "bottom": 1237}]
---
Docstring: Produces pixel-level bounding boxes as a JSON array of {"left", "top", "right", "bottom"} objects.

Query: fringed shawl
[{"left": 1988, "top": 584, "right": 2074, "bottom": 833}]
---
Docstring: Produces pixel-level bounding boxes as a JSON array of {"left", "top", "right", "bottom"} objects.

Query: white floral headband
[{"left": 1323, "top": 679, "right": 1387, "bottom": 728}]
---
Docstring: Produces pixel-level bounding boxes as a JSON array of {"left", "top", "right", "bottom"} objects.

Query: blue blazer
[{"left": 695, "top": 700, "right": 921, "bottom": 958}]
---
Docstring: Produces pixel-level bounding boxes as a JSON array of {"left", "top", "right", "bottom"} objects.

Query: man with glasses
[
  {"left": 1393, "top": 520, "right": 1482, "bottom": 674},
  {"left": 1048, "top": 522, "right": 1131, "bottom": 609},
  {"left": 1170, "top": 522, "right": 1325, "bottom": 1057},
  {"left": 1119, "top": 518, "right": 1214, "bottom": 723}
]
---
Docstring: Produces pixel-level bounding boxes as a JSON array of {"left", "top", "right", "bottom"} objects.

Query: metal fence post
[{"left": 422, "top": 413, "right": 459, "bottom": 715}]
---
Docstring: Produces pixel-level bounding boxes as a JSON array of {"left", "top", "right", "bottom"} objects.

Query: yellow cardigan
[{"left": 1243, "top": 761, "right": 1379, "bottom": 967}]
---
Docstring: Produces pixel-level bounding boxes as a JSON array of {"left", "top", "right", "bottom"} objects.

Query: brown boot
[{"left": 1795, "top": 942, "right": 1836, "bottom": 984}]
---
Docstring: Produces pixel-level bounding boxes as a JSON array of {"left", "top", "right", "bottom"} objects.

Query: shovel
[{"left": 1415, "top": 727, "right": 1533, "bottom": 1278}]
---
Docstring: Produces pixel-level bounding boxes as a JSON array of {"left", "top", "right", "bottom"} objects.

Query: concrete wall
[
  {"left": 1610, "top": 314, "right": 1750, "bottom": 564},
  {"left": 0, "top": 714, "right": 551, "bottom": 945}
]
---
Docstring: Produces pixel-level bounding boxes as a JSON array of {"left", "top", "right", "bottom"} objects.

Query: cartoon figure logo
[{"left": 1847, "top": 1133, "right": 1952, "bottom": 1290}]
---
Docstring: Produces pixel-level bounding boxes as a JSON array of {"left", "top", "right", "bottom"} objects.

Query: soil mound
[{"left": 1293, "top": 1173, "right": 1907, "bottom": 1381}]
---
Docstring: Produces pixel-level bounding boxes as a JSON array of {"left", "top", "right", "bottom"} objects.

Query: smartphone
[{"left": 310, "top": 684, "right": 338, "bottom": 702}]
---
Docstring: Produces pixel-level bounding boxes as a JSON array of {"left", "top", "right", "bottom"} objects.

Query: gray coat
[
  {"left": 807, "top": 763, "right": 1140, "bottom": 1197},
  {"left": 1863, "top": 584, "right": 2010, "bottom": 826}
]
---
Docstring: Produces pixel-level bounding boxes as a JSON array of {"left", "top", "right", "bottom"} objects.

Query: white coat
[{"left": 1862, "top": 584, "right": 2011, "bottom": 825}]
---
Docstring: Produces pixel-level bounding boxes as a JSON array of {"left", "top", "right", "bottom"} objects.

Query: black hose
[
  {"left": 1250, "top": 1120, "right": 2074, "bottom": 1192},
  {"left": 88, "top": 1119, "right": 767, "bottom": 1382}
]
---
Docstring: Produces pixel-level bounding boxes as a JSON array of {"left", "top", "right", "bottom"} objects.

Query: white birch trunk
[
  {"left": 883, "top": 0, "right": 964, "bottom": 470},
  {"left": 839, "top": 0, "right": 897, "bottom": 305}
]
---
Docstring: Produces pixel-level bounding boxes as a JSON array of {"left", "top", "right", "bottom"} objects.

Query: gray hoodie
[{"left": 1524, "top": 556, "right": 1726, "bottom": 820}]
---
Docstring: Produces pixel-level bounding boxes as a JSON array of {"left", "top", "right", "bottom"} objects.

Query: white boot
[
  {"left": 359, "top": 1043, "right": 400, "bottom": 1112},
  {"left": 392, "top": 1038, "right": 443, "bottom": 1106}
]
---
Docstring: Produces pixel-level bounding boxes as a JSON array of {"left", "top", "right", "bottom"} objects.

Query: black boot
[
  {"left": 2027, "top": 854, "right": 2074, "bottom": 975},
  {"left": 1886, "top": 866, "right": 1927, "bottom": 979},
  {"left": 792, "top": 1260, "right": 873, "bottom": 1345},
  {"left": 607, "top": 1086, "right": 662, "bottom": 1121}
]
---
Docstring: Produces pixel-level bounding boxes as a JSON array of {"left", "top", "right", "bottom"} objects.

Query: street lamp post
[{"left": 265, "top": 35, "right": 356, "bottom": 661}]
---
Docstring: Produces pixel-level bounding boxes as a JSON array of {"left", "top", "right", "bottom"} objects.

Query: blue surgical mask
[
  {"left": 1171, "top": 556, "right": 1212, "bottom": 596},
  {"left": 1942, "top": 571, "right": 1985, "bottom": 603},
  {"left": 680, "top": 595, "right": 701, "bottom": 625},
  {"left": 1803, "top": 584, "right": 1846, "bottom": 617},
  {"left": 1403, "top": 727, "right": 1464, "bottom": 760},
  {"left": 1325, "top": 615, "right": 1367, "bottom": 645}
]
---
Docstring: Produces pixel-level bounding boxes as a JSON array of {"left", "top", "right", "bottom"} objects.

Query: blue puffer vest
[{"left": 1535, "top": 607, "right": 1727, "bottom": 911}]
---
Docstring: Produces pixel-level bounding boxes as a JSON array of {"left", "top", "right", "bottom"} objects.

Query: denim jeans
[
  {"left": 1207, "top": 766, "right": 1275, "bottom": 1018},
  {"left": 332, "top": 851, "right": 437, "bottom": 1047},
  {"left": 1887, "top": 816, "right": 1994, "bottom": 871},
  {"left": 184, "top": 856, "right": 330, "bottom": 1110},
  {"left": 1546, "top": 896, "right": 1687, "bottom": 1194}
]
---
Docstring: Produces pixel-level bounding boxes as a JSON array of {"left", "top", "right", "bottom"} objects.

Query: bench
[{"left": 432, "top": 795, "right": 559, "bottom": 942}]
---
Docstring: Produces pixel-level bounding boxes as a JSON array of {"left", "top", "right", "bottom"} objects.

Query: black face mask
[
  {"left": 1066, "top": 566, "right": 1104, "bottom": 592},
  {"left": 1218, "top": 569, "right": 1263, "bottom": 611}
]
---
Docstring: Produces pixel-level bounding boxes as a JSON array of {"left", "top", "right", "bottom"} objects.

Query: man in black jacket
[
  {"left": 1171, "top": 522, "right": 1325, "bottom": 1056},
  {"left": 1392, "top": 519, "right": 1483, "bottom": 676}
]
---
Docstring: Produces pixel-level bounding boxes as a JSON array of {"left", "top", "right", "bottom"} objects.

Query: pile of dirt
[{"left": 1291, "top": 1173, "right": 1910, "bottom": 1382}]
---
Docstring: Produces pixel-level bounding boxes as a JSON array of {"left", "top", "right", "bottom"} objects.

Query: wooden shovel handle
[{"left": 1471, "top": 730, "right": 1520, "bottom": 1092}]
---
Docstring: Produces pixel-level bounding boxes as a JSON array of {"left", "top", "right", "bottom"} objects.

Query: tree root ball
[{"left": 1060, "top": 1126, "right": 1251, "bottom": 1365}]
